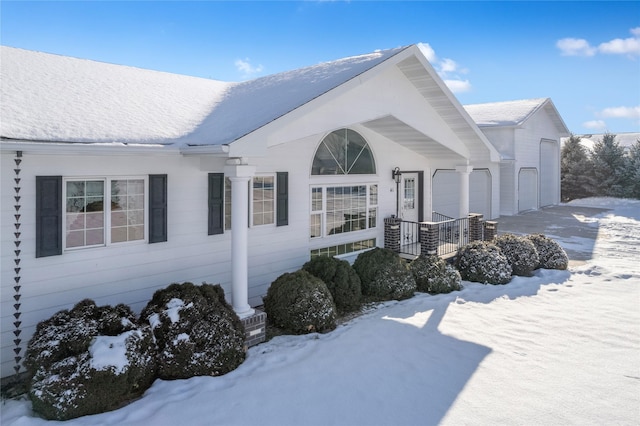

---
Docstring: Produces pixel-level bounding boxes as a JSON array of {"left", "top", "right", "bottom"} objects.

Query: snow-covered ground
[{"left": 2, "top": 198, "right": 639, "bottom": 425}]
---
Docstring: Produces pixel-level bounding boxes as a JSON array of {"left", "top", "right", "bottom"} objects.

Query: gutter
[{"left": 0, "top": 139, "right": 179, "bottom": 156}]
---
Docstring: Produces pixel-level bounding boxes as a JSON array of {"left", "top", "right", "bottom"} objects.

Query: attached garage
[
  {"left": 469, "top": 169, "right": 492, "bottom": 219},
  {"left": 432, "top": 170, "right": 459, "bottom": 219},
  {"left": 518, "top": 168, "right": 538, "bottom": 212},
  {"left": 540, "top": 139, "right": 559, "bottom": 207},
  {"left": 432, "top": 169, "right": 493, "bottom": 219},
  {"left": 464, "top": 98, "right": 570, "bottom": 216}
]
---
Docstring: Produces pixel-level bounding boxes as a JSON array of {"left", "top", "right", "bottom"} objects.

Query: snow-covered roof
[
  {"left": 0, "top": 47, "right": 232, "bottom": 144},
  {"left": 182, "top": 47, "right": 408, "bottom": 147},
  {"left": 464, "top": 98, "right": 570, "bottom": 137},
  {"left": 0, "top": 45, "right": 407, "bottom": 147},
  {"left": 464, "top": 98, "right": 550, "bottom": 127}
]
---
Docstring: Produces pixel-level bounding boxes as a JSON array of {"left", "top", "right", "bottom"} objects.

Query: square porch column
[{"left": 225, "top": 160, "right": 256, "bottom": 319}]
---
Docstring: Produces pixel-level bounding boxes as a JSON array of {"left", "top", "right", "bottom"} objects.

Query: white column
[
  {"left": 456, "top": 165, "right": 473, "bottom": 218},
  {"left": 225, "top": 161, "right": 256, "bottom": 318}
]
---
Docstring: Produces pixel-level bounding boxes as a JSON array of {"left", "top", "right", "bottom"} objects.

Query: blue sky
[{"left": 2, "top": 1, "right": 639, "bottom": 134}]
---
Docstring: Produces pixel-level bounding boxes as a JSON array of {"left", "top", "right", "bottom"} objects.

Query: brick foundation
[{"left": 241, "top": 309, "right": 267, "bottom": 348}]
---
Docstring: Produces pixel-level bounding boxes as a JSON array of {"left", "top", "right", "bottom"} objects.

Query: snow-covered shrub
[
  {"left": 494, "top": 233, "right": 540, "bottom": 276},
  {"left": 302, "top": 256, "right": 362, "bottom": 313},
  {"left": 410, "top": 255, "right": 462, "bottom": 294},
  {"left": 366, "top": 262, "right": 417, "bottom": 301},
  {"left": 455, "top": 241, "right": 512, "bottom": 285},
  {"left": 263, "top": 270, "right": 337, "bottom": 334},
  {"left": 527, "top": 234, "right": 569, "bottom": 270},
  {"left": 353, "top": 247, "right": 404, "bottom": 296},
  {"left": 140, "top": 282, "right": 246, "bottom": 380},
  {"left": 25, "top": 300, "right": 156, "bottom": 420}
]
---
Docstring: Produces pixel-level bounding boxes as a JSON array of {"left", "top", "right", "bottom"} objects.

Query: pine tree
[
  {"left": 624, "top": 139, "right": 640, "bottom": 199},
  {"left": 561, "top": 134, "right": 593, "bottom": 201},
  {"left": 590, "top": 132, "right": 627, "bottom": 197}
]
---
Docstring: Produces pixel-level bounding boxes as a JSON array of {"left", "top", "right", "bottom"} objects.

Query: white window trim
[{"left": 63, "top": 176, "right": 148, "bottom": 251}]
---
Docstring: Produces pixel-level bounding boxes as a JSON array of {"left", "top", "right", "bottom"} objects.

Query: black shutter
[
  {"left": 149, "top": 174, "right": 167, "bottom": 243},
  {"left": 208, "top": 173, "right": 224, "bottom": 235},
  {"left": 276, "top": 172, "right": 288, "bottom": 227},
  {"left": 35, "top": 176, "right": 62, "bottom": 258}
]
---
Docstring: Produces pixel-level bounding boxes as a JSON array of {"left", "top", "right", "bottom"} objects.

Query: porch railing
[{"left": 384, "top": 212, "right": 497, "bottom": 258}]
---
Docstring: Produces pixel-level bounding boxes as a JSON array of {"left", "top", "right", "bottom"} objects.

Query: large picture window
[
  {"left": 64, "top": 177, "right": 146, "bottom": 249},
  {"left": 310, "top": 184, "right": 378, "bottom": 238}
]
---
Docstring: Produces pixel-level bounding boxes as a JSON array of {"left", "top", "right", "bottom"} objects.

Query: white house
[
  {"left": 464, "top": 98, "right": 570, "bottom": 216},
  {"left": 0, "top": 44, "right": 505, "bottom": 378}
]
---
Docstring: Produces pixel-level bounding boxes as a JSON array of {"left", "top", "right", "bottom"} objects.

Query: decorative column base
[
  {"left": 384, "top": 217, "right": 401, "bottom": 252},
  {"left": 469, "top": 213, "right": 484, "bottom": 242},
  {"left": 240, "top": 309, "right": 267, "bottom": 348},
  {"left": 420, "top": 222, "right": 439, "bottom": 256}
]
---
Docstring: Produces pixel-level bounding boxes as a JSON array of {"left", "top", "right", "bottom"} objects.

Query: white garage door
[
  {"left": 470, "top": 169, "right": 492, "bottom": 219},
  {"left": 518, "top": 168, "right": 538, "bottom": 212},
  {"left": 432, "top": 170, "right": 459, "bottom": 219},
  {"left": 540, "top": 140, "right": 558, "bottom": 207}
]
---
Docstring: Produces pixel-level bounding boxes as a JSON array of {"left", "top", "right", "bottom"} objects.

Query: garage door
[
  {"left": 518, "top": 168, "right": 538, "bottom": 212},
  {"left": 540, "top": 140, "right": 558, "bottom": 207},
  {"left": 470, "top": 169, "right": 492, "bottom": 219},
  {"left": 432, "top": 170, "right": 459, "bottom": 219}
]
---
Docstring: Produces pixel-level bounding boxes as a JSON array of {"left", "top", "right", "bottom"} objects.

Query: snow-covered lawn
[{"left": 2, "top": 198, "right": 639, "bottom": 425}]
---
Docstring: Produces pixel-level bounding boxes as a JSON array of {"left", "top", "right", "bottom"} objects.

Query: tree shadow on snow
[{"left": 350, "top": 267, "right": 571, "bottom": 425}]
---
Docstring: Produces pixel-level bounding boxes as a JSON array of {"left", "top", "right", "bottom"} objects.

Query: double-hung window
[
  {"left": 210, "top": 172, "right": 288, "bottom": 233},
  {"left": 252, "top": 176, "right": 275, "bottom": 226},
  {"left": 64, "top": 177, "right": 146, "bottom": 249}
]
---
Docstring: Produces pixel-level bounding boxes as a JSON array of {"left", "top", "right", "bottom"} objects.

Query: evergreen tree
[
  {"left": 624, "top": 139, "right": 640, "bottom": 199},
  {"left": 561, "top": 134, "right": 592, "bottom": 201},
  {"left": 590, "top": 132, "right": 627, "bottom": 197}
]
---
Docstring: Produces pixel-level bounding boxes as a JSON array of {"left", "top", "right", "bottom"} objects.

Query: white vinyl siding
[
  {"left": 518, "top": 168, "right": 538, "bottom": 212},
  {"left": 540, "top": 140, "right": 559, "bottom": 207}
]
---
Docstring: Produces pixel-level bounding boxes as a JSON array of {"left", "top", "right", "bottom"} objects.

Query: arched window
[{"left": 312, "top": 129, "right": 376, "bottom": 175}]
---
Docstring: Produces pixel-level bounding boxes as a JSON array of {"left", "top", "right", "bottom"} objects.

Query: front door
[{"left": 400, "top": 173, "right": 419, "bottom": 247}]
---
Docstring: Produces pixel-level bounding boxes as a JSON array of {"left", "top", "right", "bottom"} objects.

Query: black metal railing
[
  {"left": 434, "top": 216, "right": 469, "bottom": 257},
  {"left": 392, "top": 214, "right": 472, "bottom": 258}
]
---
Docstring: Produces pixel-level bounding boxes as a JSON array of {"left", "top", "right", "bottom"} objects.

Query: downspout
[{"left": 13, "top": 151, "right": 23, "bottom": 375}]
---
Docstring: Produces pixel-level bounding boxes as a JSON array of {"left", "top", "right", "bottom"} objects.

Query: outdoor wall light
[{"left": 392, "top": 167, "right": 402, "bottom": 184}]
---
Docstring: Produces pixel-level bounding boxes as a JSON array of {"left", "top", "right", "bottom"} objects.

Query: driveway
[{"left": 495, "top": 204, "right": 610, "bottom": 266}]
